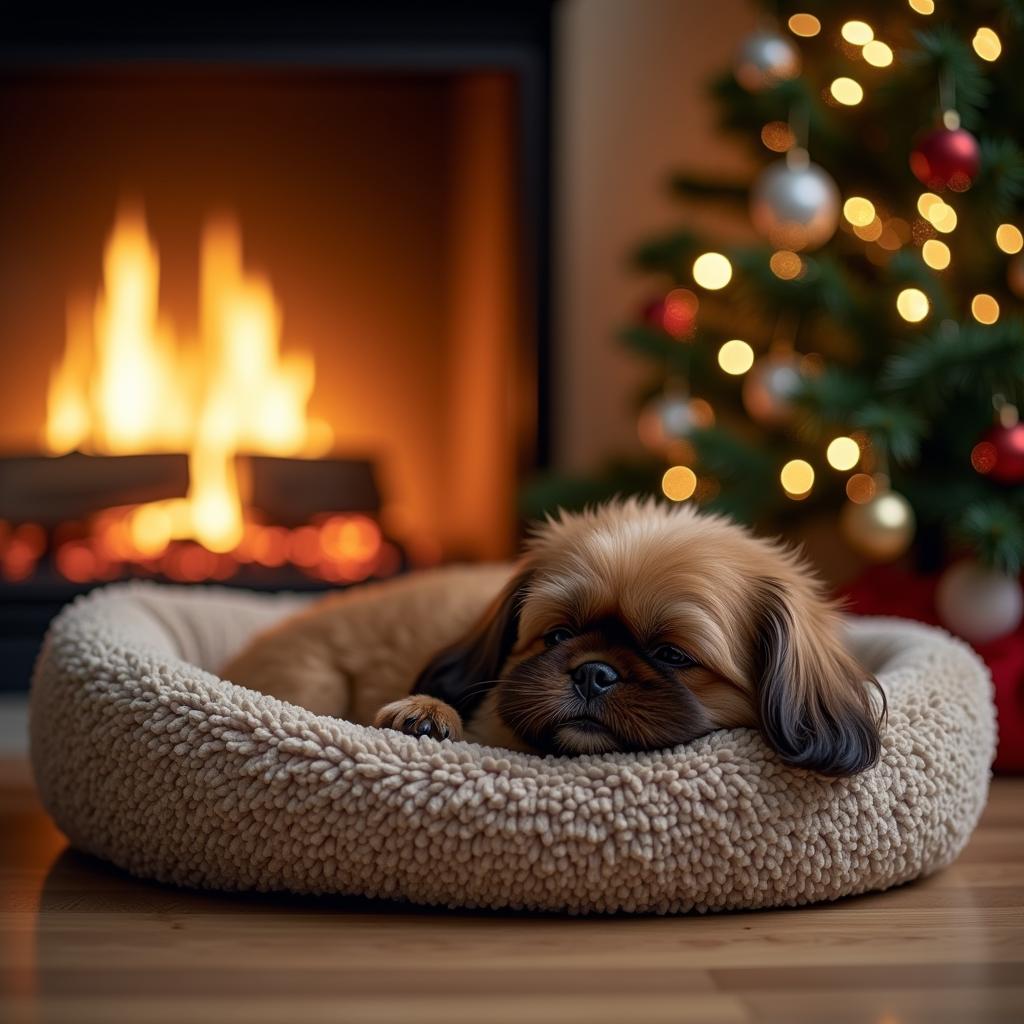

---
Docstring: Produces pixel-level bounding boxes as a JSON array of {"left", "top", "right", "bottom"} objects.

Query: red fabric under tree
[{"left": 842, "top": 565, "right": 1023, "bottom": 773}]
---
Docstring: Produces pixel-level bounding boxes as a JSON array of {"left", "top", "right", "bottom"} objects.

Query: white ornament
[{"left": 936, "top": 561, "right": 1024, "bottom": 644}]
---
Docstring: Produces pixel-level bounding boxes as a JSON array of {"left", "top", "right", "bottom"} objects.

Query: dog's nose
[{"left": 571, "top": 661, "right": 619, "bottom": 701}]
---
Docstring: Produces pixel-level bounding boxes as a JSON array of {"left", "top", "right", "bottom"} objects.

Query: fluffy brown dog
[{"left": 221, "top": 499, "right": 884, "bottom": 775}]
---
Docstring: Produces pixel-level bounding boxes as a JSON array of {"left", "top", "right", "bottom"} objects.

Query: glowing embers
[{"left": 0, "top": 510, "right": 396, "bottom": 585}]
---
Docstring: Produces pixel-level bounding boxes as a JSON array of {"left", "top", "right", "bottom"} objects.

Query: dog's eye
[
  {"left": 652, "top": 644, "right": 694, "bottom": 667},
  {"left": 543, "top": 627, "right": 574, "bottom": 647}
]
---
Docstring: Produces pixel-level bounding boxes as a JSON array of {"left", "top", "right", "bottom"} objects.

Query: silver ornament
[
  {"left": 735, "top": 31, "right": 801, "bottom": 92},
  {"left": 638, "top": 392, "right": 712, "bottom": 451},
  {"left": 742, "top": 351, "right": 803, "bottom": 426},
  {"left": 840, "top": 489, "right": 915, "bottom": 563},
  {"left": 750, "top": 155, "right": 840, "bottom": 251},
  {"left": 936, "top": 561, "right": 1023, "bottom": 644}
]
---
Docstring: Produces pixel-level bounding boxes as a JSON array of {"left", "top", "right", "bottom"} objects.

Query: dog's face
[{"left": 415, "top": 500, "right": 883, "bottom": 775}]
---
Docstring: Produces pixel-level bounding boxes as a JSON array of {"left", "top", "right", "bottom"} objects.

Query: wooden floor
[{"left": 1, "top": 759, "right": 1022, "bottom": 1024}]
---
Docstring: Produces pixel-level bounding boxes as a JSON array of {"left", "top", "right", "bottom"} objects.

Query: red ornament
[
  {"left": 641, "top": 288, "right": 698, "bottom": 340},
  {"left": 971, "top": 421, "right": 1024, "bottom": 484},
  {"left": 910, "top": 126, "right": 981, "bottom": 192}
]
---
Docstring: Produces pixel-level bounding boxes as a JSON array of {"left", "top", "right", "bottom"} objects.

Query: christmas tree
[{"left": 528, "top": 0, "right": 1024, "bottom": 642}]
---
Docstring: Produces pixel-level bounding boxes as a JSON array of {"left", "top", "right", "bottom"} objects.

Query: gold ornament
[{"left": 840, "top": 488, "right": 915, "bottom": 562}]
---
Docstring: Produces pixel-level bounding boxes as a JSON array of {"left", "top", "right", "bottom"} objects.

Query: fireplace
[{"left": 0, "top": 4, "right": 553, "bottom": 688}]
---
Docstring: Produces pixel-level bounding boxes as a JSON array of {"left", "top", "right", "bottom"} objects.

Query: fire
[{"left": 44, "top": 203, "right": 332, "bottom": 553}]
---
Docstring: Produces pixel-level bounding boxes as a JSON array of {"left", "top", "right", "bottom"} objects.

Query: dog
[{"left": 220, "top": 499, "right": 884, "bottom": 776}]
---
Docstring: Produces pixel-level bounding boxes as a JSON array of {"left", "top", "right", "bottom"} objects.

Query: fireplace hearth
[{"left": 0, "top": 3, "right": 553, "bottom": 690}]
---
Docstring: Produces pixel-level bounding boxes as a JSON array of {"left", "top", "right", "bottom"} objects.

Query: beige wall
[{"left": 555, "top": 0, "right": 757, "bottom": 472}]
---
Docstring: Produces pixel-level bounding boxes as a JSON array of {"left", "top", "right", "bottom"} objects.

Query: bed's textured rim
[{"left": 29, "top": 581, "right": 996, "bottom": 915}]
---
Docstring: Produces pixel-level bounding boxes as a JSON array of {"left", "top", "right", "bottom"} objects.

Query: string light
[
  {"left": 908, "top": 0, "right": 934, "bottom": 13},
  {"left": 922, "top": 239, "right": 951, "bottom": 269},
  {"left": 996, "top": 224, "right": 1024, "bottom": 254},
  {"left": 769, "top": 250, "right": 803, "bottom": 279},
  {"left": 862, "top": 40, "right": 894, "bottom": 67},
  {"left": 897, "top": 287, "right": 930, "bottom": 322},
  {"left": 827, "top": 436, "right": 861, "bottom": 471},
  {"left": 780, "top": 459, "right": 815, "bottom": 499},
  {"left": 921, "top": 198, "right": 957, "bottom": 233},
  {"left": 718, "top": 339, "right": 755, "bottom": 375},
  {"left": 830, "top": 77, "right": 864, "bottom": 105},
  {"left": 843, "top": 197, "right": 876, "bottom": 227},
  {"left": 693, "top": 252, "right": 732, "bottom": 290},
  {"left": 931, "top": 206, "right": 957, "bottom": 234},
  {"left": 973, "top": 27, "right": 1002, "bottom": 62},
  {"left": 662, "top": 465, "right": 697, "bottom": 502},
  {"left": 841, "top": 21, "right": 874, "bottom": 45},
  {"left": 788, "top": 13, "right": 821, "bottom": 38},
  {"left": 971, "top": 294, "right": 1000, "bottom": 325}
]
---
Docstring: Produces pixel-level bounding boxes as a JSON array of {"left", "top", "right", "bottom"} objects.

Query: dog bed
[{"left": 30, "top": 581, "right": 996, "bottom": 914}]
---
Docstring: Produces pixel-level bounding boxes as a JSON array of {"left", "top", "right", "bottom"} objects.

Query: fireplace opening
[{"left": 0, "top": 64, "right": 538, "bottom": 597}]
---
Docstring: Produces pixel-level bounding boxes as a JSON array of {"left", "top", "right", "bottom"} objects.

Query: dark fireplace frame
[{"left": 0, "top": 2, "right": 555, "bottom": 691}]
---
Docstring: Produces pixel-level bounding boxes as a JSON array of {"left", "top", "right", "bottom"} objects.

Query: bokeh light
[
  {"left": 846, "top": 473, "right": 877, "bottom": 504},
  {"left": 661, "top": 465, "right": 698, "bottom": 502},
  {"left": 841, "top": 21, "right": 874, "bottom": 45},
  {"left": 718, "top": 339, "right": 755, "bottom": 375},
  {"left": 661, "top": 288, "right": 700, "bottom": 338},
  {"left": 996, "top": 224, "right": 1023, "bottom": 254},
  {"left": 827, "top": 436, "right": 861, "bottom": 471},
  {"left": 908, "top": 0, "right": 934, "bottom": 13},
  {"left": 971, "top": 441, "right": 998, "bottom": 474},
  {"left": 830, "top": 77, "right": 864, "bottom": 105},
  {"left": 973, "top": 27, "right": 1002, "bottom": 62},
  {"left": 922, "top": 199, "right": 957, "bottom": 234},
  {"left": 971, "top": 293, "right": 1000, "bottom": 325},
  {"left": 862, "top": 40, "right": 894, "bottom": 67},
  {"left": 788, "top": 13, "right": 821, "bottom": 37},
  {"left": 693, "top": 252, "right": 733, "bottom": 290},
  {"left": 843, "top": 196, "right": 876, "bottom": 227},
  {"left": 921, "top": 239, "right": 951, "bottom": 269},
  {"left": 761, "top": 120, "right": 796, "bottom": 153},
  {"left": 780, "top": 459, "right": 815, "bottom": 499},
  {"left": 853, "top": 217, "right": 884, "bottom": 242},
  {"left": 769, "top": 250, "right": 803, "bottom": 280},
  {"left": 896, "top": 288, "right": 930, "bottom": 322}
]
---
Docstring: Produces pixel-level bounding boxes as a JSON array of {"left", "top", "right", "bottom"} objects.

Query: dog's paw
[{"left": 373, "top": 696, "right": 463, "bottom": 741}]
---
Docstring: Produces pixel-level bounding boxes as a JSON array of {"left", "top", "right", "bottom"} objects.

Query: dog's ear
[
  {"left": 412, "top": 567, "right": 533, "bottom": 718},
  {"left": 753, "top": 578, "right": 884, "bottom": 777}
]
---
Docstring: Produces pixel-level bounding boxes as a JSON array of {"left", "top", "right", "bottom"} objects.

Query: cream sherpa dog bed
[{"left": 30, "top": 581, "right": 995, "bottom": 914}]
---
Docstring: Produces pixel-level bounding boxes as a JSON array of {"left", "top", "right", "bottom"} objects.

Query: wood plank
[{"left": 1, "top": 760, "right": 1021, "bottom": 1024}]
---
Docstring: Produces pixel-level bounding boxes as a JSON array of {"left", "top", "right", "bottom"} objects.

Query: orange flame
[{"left": 45, "top": 203, "right": 333, "bottom": 553}]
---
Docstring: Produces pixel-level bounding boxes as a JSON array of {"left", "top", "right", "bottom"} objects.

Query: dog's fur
[{"left": 221, "top": 500, "right": 884, "bottom": 775}]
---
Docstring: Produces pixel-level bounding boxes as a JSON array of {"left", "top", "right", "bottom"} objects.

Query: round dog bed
[{"left": 30, "top": 581, "right": 996, "bottom": 914}]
